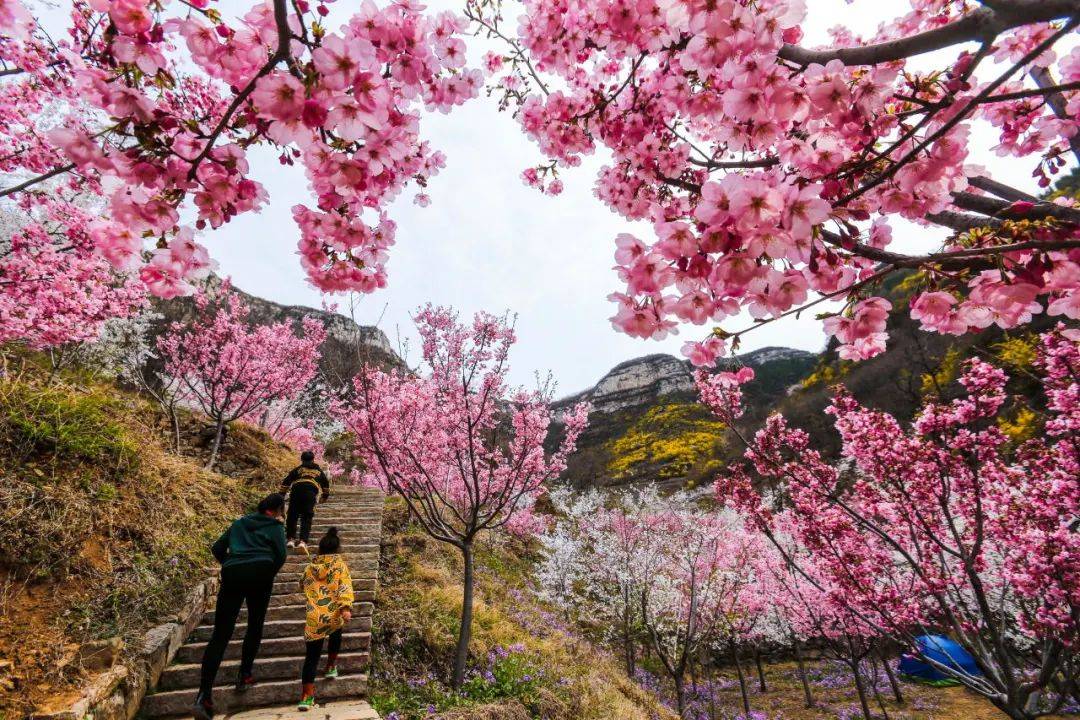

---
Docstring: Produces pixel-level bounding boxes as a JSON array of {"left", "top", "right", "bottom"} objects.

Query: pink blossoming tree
[
  {"left": 475, "top": 0, "right": 1080, "bottom": 363},
  {"left": 0, "top": 195, "right": 146, "bottom": 362},
  {"left": 1, "top": 0, "right": 479, "bottom": 298},
  {"left": 333, "top": 305, "right": 589, "bottom": 688},
  {"left": 158, "top": 284, "right": 327, "bottom": 469},
  {"left": 701, "top": 326, "right": 1080, "bottom": 720}
]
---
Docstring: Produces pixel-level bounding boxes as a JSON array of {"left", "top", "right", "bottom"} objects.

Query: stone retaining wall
[{"left": 32, "top": 575, "right": 219, "bottom": 720}]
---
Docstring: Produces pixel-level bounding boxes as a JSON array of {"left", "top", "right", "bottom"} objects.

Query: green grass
[{"left": 2, "top": 381, "right": 139, "bottom": 473}]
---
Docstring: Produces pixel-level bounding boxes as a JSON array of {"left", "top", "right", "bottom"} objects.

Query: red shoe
[
  {"left": 235, "top": 672, "right": 256, "bottom": 692},
  {"left": 191, "top": 693, "right": 214, "bottom": 720}
]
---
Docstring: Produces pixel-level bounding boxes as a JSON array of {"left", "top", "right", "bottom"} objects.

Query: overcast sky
[{"left": 201, "top": 0, "right": 1050, "bottom": 396}]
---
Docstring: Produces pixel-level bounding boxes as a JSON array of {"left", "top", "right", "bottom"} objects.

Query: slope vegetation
[{"left": 0, "top": 354, "right": 293, "bottom": 717}]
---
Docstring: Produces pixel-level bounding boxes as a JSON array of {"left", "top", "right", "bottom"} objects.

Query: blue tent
[{"left": 898, "top": 635, "right": 982, "bottom": 686}]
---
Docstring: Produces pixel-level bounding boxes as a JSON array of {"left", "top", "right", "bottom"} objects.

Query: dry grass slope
[{"left": 0, "top": 354, "right": 295, "bottom": 718}]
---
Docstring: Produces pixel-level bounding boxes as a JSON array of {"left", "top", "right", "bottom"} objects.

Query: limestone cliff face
[
  {"left": 555, "top": 354, "right": 695, "bottom": 417},
  {"left": 553, "top": 346, "right": 815, "bottom": 419},
  {"left": 550, "top": 346, "right": 817, "bottom": 490},
  {"left": 153, "top": 278, "right": 403, "bottom": 387}
]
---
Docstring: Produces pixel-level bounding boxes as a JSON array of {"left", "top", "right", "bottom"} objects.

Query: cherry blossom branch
[
  {"left": 184, "top": 0, "right": 294, "bottom": 179},
  {"left": 464, "top": 2, "right": 550, "bottom": 95},
  {"left": 777, "top": 0, "right": 1080, "bottom": 67},
  {"left": 967, "top": 176, "right": 1039, "bottom": 202},
  {"left": 840, "top": 18, "right": 1079, "bottom": 206},
  {"left": 0, "top": 163, "right": 77, "bottom": 198},
  {"left": 1029, "top": 66, "right": 1080, "bottom": 163}
]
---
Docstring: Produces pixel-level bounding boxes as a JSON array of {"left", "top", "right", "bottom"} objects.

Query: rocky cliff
[
  {"left": 551, "top": 346, "right": 817, "bottom": 490},
  {"left": 153, "top": 278, "right": 403, "bottom": 387}
]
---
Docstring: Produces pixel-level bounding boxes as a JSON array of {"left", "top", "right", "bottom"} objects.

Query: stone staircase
[{"left": 139, "top": 488, "right": 384, "bottom": 718}]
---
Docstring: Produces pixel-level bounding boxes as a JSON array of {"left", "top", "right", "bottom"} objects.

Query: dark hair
[
  {"left": 318, "top": 527, "right": 341, "bottom": 555},
  {"left": 257, "top": 493, "right": 286, "bottom": 515},
  {"left": 300, "top": 450, "right": 316, "bottom": 463}
]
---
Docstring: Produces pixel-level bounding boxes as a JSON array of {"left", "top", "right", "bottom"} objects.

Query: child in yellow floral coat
[{"left": 297, "top": 527, "right": 354, "bottom": 710}]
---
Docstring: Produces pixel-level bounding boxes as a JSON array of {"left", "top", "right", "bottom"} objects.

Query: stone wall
[{"left": 31, "top": 577, "right": 219, "bottom": 720}]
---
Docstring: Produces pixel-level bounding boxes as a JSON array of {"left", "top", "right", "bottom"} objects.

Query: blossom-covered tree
[
  {"left": 333, "top": 305, "right": 589, "bottom": 688},
  {"left": 0, "top": 196, "right": 146, "bottom": 360},
  {"left": 702, "top": 326, "right": 1080, "bottom": 720},
  {"left": 158, "top": 284, "right": 327, "bottom": 469},
  {"left": 476, "top": 0, "right": 1080, "bottom": 363},
  {"left": 1, "top": 0, "right": 479, "bottom": 298},
  {"left": 242, "top": 381, "right": 328, "bottom": 454},
  {"left": 539, "top": 487, "right": 766, "bottom": 719}
]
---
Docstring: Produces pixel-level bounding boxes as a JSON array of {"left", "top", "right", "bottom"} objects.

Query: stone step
[
  {"left": 201, "top": 603, "right": 373, "bottom": 625},
  {"left": 189, "top": 616, "right": 372, "bottom": 643},
  {"left": 292, "top": 527, "right": 381, "bottom": 537},
  {"left": 141, "top": 673, "right": 369, "bottom": 718},
  {"left": 274, "top": 575, "right": 377, "bottom": 590},
  {"left": 158, "top": 651, "right": 369, "bottom": 692},
  {"left": 285, "top": 544, "right": 379, "bottom": 554},
  {"left": 173, "top": 632, "right": 371, "bottom": 664}
]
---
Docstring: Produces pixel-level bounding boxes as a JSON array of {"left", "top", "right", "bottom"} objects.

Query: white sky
[{"left": 184, "top": 0, "right": 1051, "bottom": 395}]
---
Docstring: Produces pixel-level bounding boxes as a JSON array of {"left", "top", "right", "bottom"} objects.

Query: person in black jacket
[
  {"left": 280, "top": 450, "right": 330, "bottom": 550},
  {"left": 192, "top": 493, "right": 287, "bottom": 720}
]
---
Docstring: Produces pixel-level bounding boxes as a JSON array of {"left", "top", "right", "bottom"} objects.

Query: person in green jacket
[{"left": 192, "top": 493, "right": 287, "bottom": 720}]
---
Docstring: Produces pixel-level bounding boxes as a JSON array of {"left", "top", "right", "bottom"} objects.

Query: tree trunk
[
  {"left": 623, "top": 601, "right": 636, "bottom": 677},
  {"left": 880, "top": 648, "right": 904, "bottom": 704},
  {"left": 673, "top": 674, "right": 687, "bottom": 719},
  {"left": 793, "top": 636, "right": 815, "bottom": 708},
  {"left": 204, "top": 416, "right": 226, "bottom": 470},
  {"left": 451, "top": 543, "right": 475, "bottom": 689},
  {"left": 754, "top": 646, "right": 767, "bottom": 692},
  {"left": 168, "top": 405, "right": 181, "bottom": 453},
  {"left": 850, "top": 658, "right": 873, "bottom": 720},
  {"left": 731, "top": 640, "right": 750, "bottom": 714},
  {"left": 708, "top": 663, "right": 718, "bottom": 720},
  {"left": 868, "top": 653, "right": 891, "bottom": 720}
]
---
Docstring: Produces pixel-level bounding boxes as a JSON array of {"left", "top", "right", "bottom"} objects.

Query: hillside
[
  {"left": 369, "top": 499, "right": 677, "bottom": 720},
  {"left": 551, "top": 270, "right": 1073, "bottom": 491},
  {"left": 551, "top": 347, "right": 816, "bottom": 489},
  {"left": 0, "top": 353, "right": 296, "bottom": 718}
]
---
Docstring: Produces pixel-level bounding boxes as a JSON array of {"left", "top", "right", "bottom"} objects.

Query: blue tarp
[{"left": 898, "top": 635, "right": 982, "bottom": 683}]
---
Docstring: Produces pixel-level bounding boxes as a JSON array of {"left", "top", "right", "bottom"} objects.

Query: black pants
[
  {"left": 301, "top": 629, "right": 343, "bottom": 683},
  {"left": 198, "top": 562, "right": 277, "bottom": 699},
  {"left": 286, "top": 490, "right": 318, "bottom": 542}
]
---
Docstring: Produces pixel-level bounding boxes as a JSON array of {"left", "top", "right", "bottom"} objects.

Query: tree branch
[
  {"left": 185, "top": 0, "right": 293, "bottom": 179},
  {"left": 777, "top": 0, "right": 1080, "bottom": 67},
  {"left": 1029, "top": 66, "right": 1080, "bottom": 164},
  {"left": 0, "top": 163, "right": 76, "bottom": 198}
]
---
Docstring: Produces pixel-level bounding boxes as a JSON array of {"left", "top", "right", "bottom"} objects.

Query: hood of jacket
[{"left": 238, "top": 513, "right": 284, "bottom": 532}]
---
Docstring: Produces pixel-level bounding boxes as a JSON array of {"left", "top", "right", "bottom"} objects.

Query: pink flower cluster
[
  {"left": 0, "top": 197, "right": 147, "bottom": 351},
  {"left": 478, "top": 0, "right": 1080, "bottom": 360},
  {"left": 2, "top": 0, "right": 478, "bottom": 299}
]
